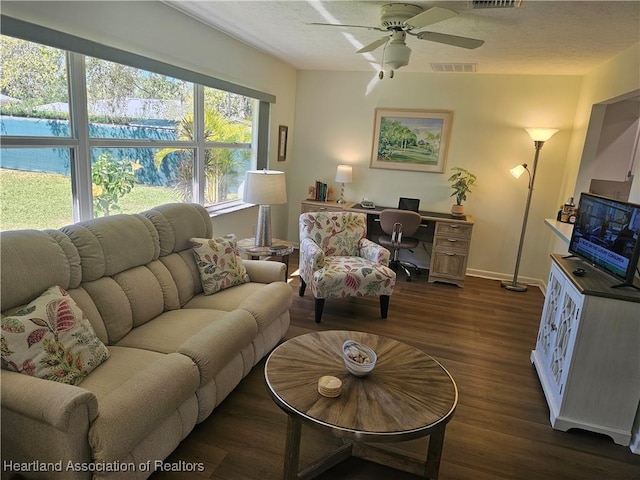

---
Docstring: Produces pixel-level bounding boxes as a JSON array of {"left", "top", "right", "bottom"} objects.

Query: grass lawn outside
[
  {"left": 1, "top": 169, "right": 180, "bottom": 231},
  {"left": 385, "top": 146, "right": 438, "bottom": 165}
]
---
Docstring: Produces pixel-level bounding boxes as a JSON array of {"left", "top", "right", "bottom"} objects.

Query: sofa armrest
[
  {"left": 359, "top": 238, "right": 391, "bottom": 266},
  {"left": 243, "top": 259, "right": 286, "bottom": 283},
  {"left": 1, "top": 369, "right": 98, "bottom": 432}
]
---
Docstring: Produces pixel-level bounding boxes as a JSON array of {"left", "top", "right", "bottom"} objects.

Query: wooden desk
[{"left": 301, "top": 200, "right": 474, "bottom": 287}]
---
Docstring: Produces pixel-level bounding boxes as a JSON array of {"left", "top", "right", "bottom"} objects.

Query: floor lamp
[
  {"left": 243, "top": 170, "right": 287, "bottom": 247},
  {"left": 501, "top": 128, "right": 558, "bottom": 292}
]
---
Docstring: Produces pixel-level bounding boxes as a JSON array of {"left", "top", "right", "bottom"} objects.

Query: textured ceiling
[{"left": 165, "top": 1, "right": 640, "bottom": 76}]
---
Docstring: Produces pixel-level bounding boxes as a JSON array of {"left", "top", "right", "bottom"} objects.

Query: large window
[{"left": 1, "top": 27, "right": 269, "bottom": 231}]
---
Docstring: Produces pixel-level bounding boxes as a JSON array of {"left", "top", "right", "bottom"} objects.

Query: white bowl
[{"left": 342, "top": 340, "right": 377, "bottom": 377}]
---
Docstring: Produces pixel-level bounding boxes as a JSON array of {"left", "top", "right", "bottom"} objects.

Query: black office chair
[{"left": 378, "top": 209, "right": 422, "bottom": 281}]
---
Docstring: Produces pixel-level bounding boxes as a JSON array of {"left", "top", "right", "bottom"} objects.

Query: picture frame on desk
[{"left": 370, "top": 108, "right": 452, "bottom": 173}]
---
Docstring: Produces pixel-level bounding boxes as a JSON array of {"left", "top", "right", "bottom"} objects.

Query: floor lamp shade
[
  {"left": 243, "top": 170, "right": 287, "bottom": 247},
  {"left": 525, "top": 128, "right": 559, "bottom": 142},
  {"left": 335, "top": 165, "right": 352, "bottom": 204}
]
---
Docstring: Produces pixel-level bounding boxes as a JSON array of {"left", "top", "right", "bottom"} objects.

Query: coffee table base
[{"left": 283, "top": 415, "right": 447, "bottom": 480}]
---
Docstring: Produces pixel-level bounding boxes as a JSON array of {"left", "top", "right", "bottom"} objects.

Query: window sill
[{"left": 206, "top": 200, "right": 256, "bottom": 217}]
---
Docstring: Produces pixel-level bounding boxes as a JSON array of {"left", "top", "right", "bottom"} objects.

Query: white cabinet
[{"left": 531, "top": 255, "right": 640, "bottom": 446}]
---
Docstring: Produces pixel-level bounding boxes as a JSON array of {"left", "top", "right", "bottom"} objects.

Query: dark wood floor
[{"left": 153, "top": 252, "right": 640, "bottom": 479}]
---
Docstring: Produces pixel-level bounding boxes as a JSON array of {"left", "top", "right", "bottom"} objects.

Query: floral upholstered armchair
[{"left": 299, "top": 211, "right": 396, "bottom": 323}]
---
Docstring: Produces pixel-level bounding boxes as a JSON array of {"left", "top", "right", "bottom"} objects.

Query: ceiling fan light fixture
[{"left": 384, "top": 41, "right": 411, "bottom": 69}]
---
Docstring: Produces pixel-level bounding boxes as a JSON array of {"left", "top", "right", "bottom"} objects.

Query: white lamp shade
[
  {"left": 243, "top": 170, "right": 287, "bottom": 205},
  {"left": 525, "top": 128, "right": 559, "bottom": 142},
  {"left": 510, "top": 164, "right": 527, "bottom": 179},
  {"left": 384, "top": 42, "right": 411, "bottom": 70},
  {"left": 335, "top": 165, "right": 353, "bottom": 183}
]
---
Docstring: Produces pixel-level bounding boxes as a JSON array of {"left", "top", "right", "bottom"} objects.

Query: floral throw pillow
[
  {"left": 1, "top": 285, "right": 110, "bottom": 385},
  {"left": 191, "top": 237, "right": 250, "bottom": 295}
]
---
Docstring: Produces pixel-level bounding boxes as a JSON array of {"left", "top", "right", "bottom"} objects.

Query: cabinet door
[
  {"left": 537, "top": 266, "right": 563, "bottom": 365},
  {"left": 550, "top": 280, "right": 583, "bottom": 399}
]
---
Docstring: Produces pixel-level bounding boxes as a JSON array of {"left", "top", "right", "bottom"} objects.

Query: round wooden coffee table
[{"left": 264, "top": 330, "right": 458, "bottom": 479}]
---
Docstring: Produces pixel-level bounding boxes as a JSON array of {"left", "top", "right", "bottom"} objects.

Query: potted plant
[{"left": 448, "top": 167, "right": 477, "bottom": 216}]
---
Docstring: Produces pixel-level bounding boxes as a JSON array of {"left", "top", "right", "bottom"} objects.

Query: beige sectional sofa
[{"left": 0, "top": 203, "right": 292, "bottom": 480}]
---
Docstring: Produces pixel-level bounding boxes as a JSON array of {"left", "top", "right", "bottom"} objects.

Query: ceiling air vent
[
  {"left": 470, "top": 0, "right": 522, "bottom": 8},
  {"left": 431, "top": 63, "right": 477, "bottom": 73}
]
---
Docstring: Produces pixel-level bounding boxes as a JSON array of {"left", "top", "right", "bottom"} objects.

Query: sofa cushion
[
  {"left": 142, "top": 203, "right": 212, "bottom": 256},
  {"left": 184, "top": 282, "right": 277, "bottom": 312},
  {"left": 191, "top": 237, "right": 250, "bottom": 295},
  {"left": 1, "top": 286, "right": 109, "bottom": 385},
  {"left": 0, "top": 230, "right": 82, "bottom": 312},
  {"left": 115, "top": 309, "right": 257, "bottom": 385},
  {"left": 184, "top": 282, "right": 293, "bottom": 330},
  {"left": 79, "top": 346, "right": 199, "bottom": 463},
  {"left": 62, "top": 213, "right": 160, "bottom": 281}
]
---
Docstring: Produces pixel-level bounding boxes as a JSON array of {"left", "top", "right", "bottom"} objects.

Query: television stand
[{"left": 531, "top": 253, "right": 640, "bottom": 446}]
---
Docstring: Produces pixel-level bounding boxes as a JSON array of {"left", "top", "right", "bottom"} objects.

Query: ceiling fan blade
[
  {"left": 308, "top": 22, "right": 384, "bottom": 32},
  {"left": 357, "top": 36, "right": 389, "bottom": 54},
  {"left": 416, "top": 31, "right": 485, "bottom": 49},
  {"left": 405, "top": 6, "right": 458, "bottom": 29}
]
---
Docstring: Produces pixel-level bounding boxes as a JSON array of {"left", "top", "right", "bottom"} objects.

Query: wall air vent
[
  {"left": 431, "top": 63, "right": 477, "bottom": 73},
  {"left": 470, "top": 0, "right": 522, "bottom": 8}
]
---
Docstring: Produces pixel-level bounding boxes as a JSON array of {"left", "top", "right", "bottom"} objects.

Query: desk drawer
[
  {"left": 433, "top": 236, "right": 470, "bottom": 253},
  {"left": 429, "top": 251, "right": 468, "bottom": 283},
  {"left": 435, "top": 222, "right": 472, "bottom": 238}
]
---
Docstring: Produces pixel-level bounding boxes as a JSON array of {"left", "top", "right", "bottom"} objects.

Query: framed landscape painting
[{"left": 370, "top": 108, "right": 453, "bottom": 173}]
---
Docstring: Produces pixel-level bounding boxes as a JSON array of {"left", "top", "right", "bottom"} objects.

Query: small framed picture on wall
[{"left": 278, "top": 125, "right": 288, "bottom": 161}]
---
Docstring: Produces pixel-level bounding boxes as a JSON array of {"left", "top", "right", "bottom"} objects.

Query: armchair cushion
[
  {"left": 300, "top": 211, "right": 365, "bottom": 256},
  {"left": 310, "top": 256, "right": 395, "bottom": 299},
  {"left": 1, "top": 285, "right": 109, "bottom": 385},
  {"left": 191, "top": 237, "right": 250, "bottom": 295}
]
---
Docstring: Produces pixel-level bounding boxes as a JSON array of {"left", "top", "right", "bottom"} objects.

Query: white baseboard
[{"left": 466, "top": 268, "right": 547, "bottom": 294}]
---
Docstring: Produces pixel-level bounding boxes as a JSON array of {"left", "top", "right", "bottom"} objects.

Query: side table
[{"left": 236, "top": 238, "right": 295, "bottom": 278}]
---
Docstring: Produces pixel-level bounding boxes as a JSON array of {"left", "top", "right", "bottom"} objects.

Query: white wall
[
  {"left": 1, "top": 0, "right": 298, "bottom": 240},
  {"left": 288, "top": 71, "right": 581, "bottom": 283},
  {"left": 548, "top": 43, "right": 640, "bottom": 264},
  {"left": 563, "top": 43, "right": 640, "bottom": 204}
]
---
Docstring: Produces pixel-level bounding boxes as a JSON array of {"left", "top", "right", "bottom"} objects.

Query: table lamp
[
  {"left": 501, "top": 127, "right": 558, "bottom": 292},
  {"left": 335, "top": 165, "right": 352, "bottom": 204},
  {"left": 243, "top": 170, "right": 287, "bottom": 247}
]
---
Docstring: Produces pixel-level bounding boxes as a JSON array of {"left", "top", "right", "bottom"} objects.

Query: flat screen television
[{"left": 568, "top": 192, "right": 640, "bottom": 289}]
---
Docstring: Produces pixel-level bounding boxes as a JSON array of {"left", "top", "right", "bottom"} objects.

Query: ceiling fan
[{"left": 310, "top": 3, "right": 484, "bottom": 78}]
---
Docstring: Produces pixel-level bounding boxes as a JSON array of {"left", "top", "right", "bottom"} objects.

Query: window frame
[{"left": 0, "top": 15, "right": 273, "bottom": 223}]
